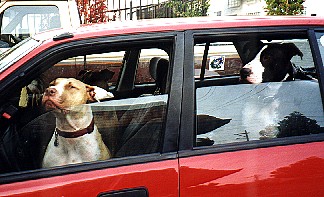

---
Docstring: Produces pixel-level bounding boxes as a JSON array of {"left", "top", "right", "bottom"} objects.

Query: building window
[
  {"left": 228, "top": 0, "right": 241, "bottom": 8},
  {"left": 246, "top": 0, "right": 255, "bottom": 3},
  {"left": 247, "top": 12, "right": 260, "bottom": 16}
]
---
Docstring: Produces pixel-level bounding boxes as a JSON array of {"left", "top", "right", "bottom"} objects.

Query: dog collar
[{"left": 54, "top": 118, "right": 95, "bottom": 146}]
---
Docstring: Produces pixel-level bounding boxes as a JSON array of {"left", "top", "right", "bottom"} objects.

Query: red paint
[
  {"left": 2, "top": 112, "right": 11, "bottom": 119},
  {"left": 179, "top": 142, "right": 324, "bottom": 196},
  {"left": 0, "top": 159, "right": 179, "bottom": 197}
]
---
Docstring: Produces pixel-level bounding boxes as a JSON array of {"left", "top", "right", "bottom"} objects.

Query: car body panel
[
  {"left": 179, "top": 142, "right": 324, "bottom": 196},
  {"left": 0, "top": 158, "right": 179, "bottom": 197}
]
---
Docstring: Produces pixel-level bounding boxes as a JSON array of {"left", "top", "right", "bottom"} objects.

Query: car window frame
[
  {"left": 179, "top": 26, "right": 324, "bottom": 157},
  {"left": 0, "top": 32, "right": 184, "bottom": 184}
]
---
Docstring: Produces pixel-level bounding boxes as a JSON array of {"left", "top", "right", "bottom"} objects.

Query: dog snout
[
  {"left": 44, "top": 87, "right": 57, "bottom": 96},
  {"left": 240, "top": 68, "right": 252, "bottom": 79}
]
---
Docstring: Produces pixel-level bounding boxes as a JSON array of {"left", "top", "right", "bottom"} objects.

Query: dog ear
[
  {"left": 101, "top": 69, "right": 115, "bottom": 80},
  {"left": 283, "top": 43, "right": 303, "bottom": 60},
  {"left": 86, "top": 85, "right": 114, "bottom": 102},
  {"left": 78, "top": 70, "right": 88, "bottom": 77},
  {"left": 86, "top": 85, "right": 96, "bottom": 102},
  {"left": 78, "top": 70, "right": 93, "bottom": 84}
]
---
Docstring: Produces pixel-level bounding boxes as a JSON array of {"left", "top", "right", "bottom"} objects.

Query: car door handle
[{"left": 98, "top": 187, "right": 148, "bottom": 197}]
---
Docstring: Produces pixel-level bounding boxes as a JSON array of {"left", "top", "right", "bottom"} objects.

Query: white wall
[
  {"left": 208, "top": 0, "right": 323, "bottom": 17},
  {"left": 304, "top": 0, "right": 324, "bottom": 16},
  {"left": 207, "top": 0, "right": 227, "bottom": 16}
]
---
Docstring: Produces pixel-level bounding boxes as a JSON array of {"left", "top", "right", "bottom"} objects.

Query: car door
[
  {"left": 179, "top": 28, "right": 324, "bottom": 196},
  {"left": 0, "top": 32, "right": 184, "bottom": 196}
]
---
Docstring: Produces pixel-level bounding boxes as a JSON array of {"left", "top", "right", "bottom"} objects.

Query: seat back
[{"left": 149, "top": 57, "right": 169, "bottom": 94}]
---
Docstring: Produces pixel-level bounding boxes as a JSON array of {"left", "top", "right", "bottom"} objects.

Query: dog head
[
  {"left": 260, "top": 43, "right": 303, "bottom": 82},
  {"left": 78, "top": 69, "right": 114, "bottom": 90},
  {"left": 240, "top": 43, "right": 303, "bottom": 83},
  {"left": 42, "top": 78, "right": 113, "bottom": 111}
]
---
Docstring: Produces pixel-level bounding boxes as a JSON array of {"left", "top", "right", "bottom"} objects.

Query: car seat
[{"left": 149, "top": 57, "right": 169, "bottom": 95}]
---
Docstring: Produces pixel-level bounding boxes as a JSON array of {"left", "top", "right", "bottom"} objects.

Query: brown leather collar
[{"left": 55, "top": 118, "right": 95, "bottom": 138}]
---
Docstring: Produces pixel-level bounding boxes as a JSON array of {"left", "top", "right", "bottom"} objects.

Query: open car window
[
  {"left": 0, "top": 37, "right": 173, "bottom": 174},
  {"left": 194, "top": 33, "right": 324, "bottom": 146}
]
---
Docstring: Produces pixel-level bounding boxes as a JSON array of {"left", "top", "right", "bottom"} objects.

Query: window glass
[
  {"left": 194, "top": 42, "right": 241, "bottom": 79},
  {"left": 0, "top": 37, "right": 40, "bottom": 72},
  {"left": 135, "top": 48, "right": 169, "bottom": 84},
  {"left": 49, "top": 51, "right": 125, "bottom": 88},
  {"left": 0, "top": 6, "right": 60, "bottom": 47},
  {"left": 228, "top": 0, "right": 241, "bottom": 8},
  {"left": 316, "top": 32, "right": 324, "bottom": 62},
  {"left": 195, "top": 36, "right": 324, "bottom": 146},
  {"left": 0, "top": 40, "right": 171, "bottom": 174}
]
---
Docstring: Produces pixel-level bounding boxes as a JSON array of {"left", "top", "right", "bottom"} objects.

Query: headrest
[
  {"left": 149, "top": 57, "right": 169, "bottom": 81},
  {"left": 149, "top": 57, "right": 161, "bottom": 80},
  {"left": 149, "top": 57, "right": 169, "bottom": 94}
]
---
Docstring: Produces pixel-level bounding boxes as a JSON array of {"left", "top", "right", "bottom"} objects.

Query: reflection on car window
[
  {"left": 316, "top": 32, "right": 324, "bottom": 63},
  {"left": 0, "top": 38, "right": 40, "bottom": 73},
  {"left": 0, "top": 40, "right": 171, "bottom": 173},
  {"left": 195, "top": 36, "right": 324, "bottom": 146}
]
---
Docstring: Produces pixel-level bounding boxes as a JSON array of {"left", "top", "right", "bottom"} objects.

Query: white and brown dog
[{"left": 42, "top": 78, "right": 113, "bottom": 168}]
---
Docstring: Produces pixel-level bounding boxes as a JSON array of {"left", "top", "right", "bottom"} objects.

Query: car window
[
  {"left": 194, "top": 35, "right": 324, "bottom": 146},
  {"left": 0, "top": 6, "right": 60, "bottom": 47},
  {"left": 135, "top": 48, "right": 169, "bottom": 84},
  {"left": 316, "top": 32, "right": 324, "bottom": 62},
  {"left": 49, "top": 51, "right": 124, "bottom": 88},
  {"left": 194, "top": 42, "right": 241, "bottom": 79},
  {"left": 0, "top": 38, "right": 172, "bottom": 174},
  {"left": 0, "top": 37, "right": 40, "bottom": 73}
]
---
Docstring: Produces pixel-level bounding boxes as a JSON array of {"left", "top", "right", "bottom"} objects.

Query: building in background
[
  {"left": 81, "top": 0, "right": 324, "bottom": 22},
  {"left": 105, "top": 0, "right": 169, "bottom": 21},
  {"left": 208, "top": 0, "right": 266, "bottom": 16},
  {"left": 208, "top": 0, "right": 324, "bottom": 17},
  {"left": 304, "top": 0, "right": 324, "bottom": 16}
]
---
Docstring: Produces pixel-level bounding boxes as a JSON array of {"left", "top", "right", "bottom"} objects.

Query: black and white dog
[{"left": 240, "top": 43, "right": 304, "bottom": 84}]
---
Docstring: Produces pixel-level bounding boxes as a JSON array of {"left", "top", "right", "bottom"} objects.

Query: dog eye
[{"left": 66, "top": 82, "right": 77, "bottom": 89}]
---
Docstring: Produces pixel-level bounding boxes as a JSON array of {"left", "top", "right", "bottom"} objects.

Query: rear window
[{"left": 194, "top": 33, "right": 324, "bottom": 146}]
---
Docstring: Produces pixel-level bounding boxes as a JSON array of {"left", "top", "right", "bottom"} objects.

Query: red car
[{"left": 1, "top": 16, "right": 324, "bottom": 196}]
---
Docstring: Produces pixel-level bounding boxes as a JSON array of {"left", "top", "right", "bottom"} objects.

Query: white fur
[
  {"left": 93, "top": 86, "right": 114, "bottom": 102},
  {"left": 241, "top": 46, "right": 267, "bottom": 84}
]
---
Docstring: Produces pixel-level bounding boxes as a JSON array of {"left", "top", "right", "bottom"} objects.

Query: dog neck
[
  {"left": 55, "top": 118, "right": 95, "bottom": 138},
  {"left": 54, "top": 104, "right": 93, "bottom": 131},
  {"left": 54, "top": 118, "right": 95, "bottom": 147}
]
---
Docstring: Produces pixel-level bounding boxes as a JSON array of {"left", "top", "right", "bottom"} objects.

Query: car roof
[{"left": 35, "top": 16, "right": 324, "bottom": 43}]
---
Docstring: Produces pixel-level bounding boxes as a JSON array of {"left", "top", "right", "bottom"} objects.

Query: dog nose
[
  {"left": 240, "top": 68, "right": 252, "bottom": 79},
  {"left": 45, "top": 87, "right": 57, "bottom": 96}
]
